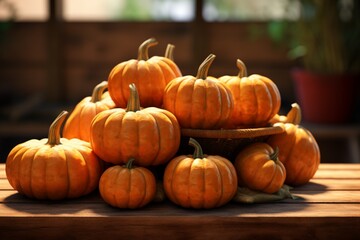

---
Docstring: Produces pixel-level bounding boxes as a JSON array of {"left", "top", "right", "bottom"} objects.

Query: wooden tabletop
[{"left": 1, "top": 163, "right": 360, "bottom": 240}]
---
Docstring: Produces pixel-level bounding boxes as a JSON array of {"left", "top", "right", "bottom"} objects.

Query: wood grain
[{"left": 1, "top": 163, "right": 360, "bottom": 240}]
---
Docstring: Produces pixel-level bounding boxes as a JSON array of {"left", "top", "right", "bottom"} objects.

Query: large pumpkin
[
  {"left": 91, "top": 83, "right": 181, "bottom": 166},
  {"left": 220, "top": 59, "right": 281, "bottom": 127},
  {"left": 108, "top": 38, "right": 182, "bottom": 108},
  {"left": 6, "top": 111, "right": 103, "bottom": 200},
  {"left": 63, "top": 81, "right": 116, "bottom": 142},
  {"left": 234, "top": 142, "right": 286, "bottom": 194},
  {"left": 99, "top": 158, "right": 156, "bottom": 209},
  {"left": 163, "top": 138, "right": 238, "bottom": 209},
  {"left": 267, "top": 103, "right": 320, "bottom": 186},
  {"left": 163, "top": 54, "right": 233, "bottom": 129}
]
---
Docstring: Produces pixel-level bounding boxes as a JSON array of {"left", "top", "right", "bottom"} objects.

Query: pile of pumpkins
[{"left": 5, "top": 38, "right": 320, "bottom": 209}]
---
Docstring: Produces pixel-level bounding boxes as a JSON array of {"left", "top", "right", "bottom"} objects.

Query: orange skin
[
  {"left": 163, "top": 54, "right": 233, "bottom": 129},
  {"left": 91, "top": 84, "right": 181, "bottom": 166},
  {"left": 63, "top": 81, "right": 115, "bottom": 142},
  {"left": 267, "top": 123, "right": 320, "bottom": 186},
  {"left": 234, "top": 142, "right": 286, "bottom": 194},
  {"left": 220, "top": 59, "right": 281, "bottom": 128},
  {"left": 108, "top": 38, "right": 181, "bottom": 108},
  {"left": 6, "top": 111, "right": 103, "bottom": 200},
  {"left": 163, "top": 138, "right": 238, "bottom": 209},
  {"left": 99, "top": 159, "right": 156, "bottom": 209}
]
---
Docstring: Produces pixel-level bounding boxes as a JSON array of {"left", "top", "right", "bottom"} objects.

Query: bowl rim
[{"left": 181, "top": 123, "right": 285, "bottom": 139}]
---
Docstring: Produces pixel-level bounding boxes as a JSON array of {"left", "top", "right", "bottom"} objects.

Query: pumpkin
[
  {"left": 91, "top": 83, "right": 181, "bottom": 166},
  {"left": 234, "top": 142, "right": 286, "bottom": 194},
  {"left": 63, "top": 81, "right": 116, "bottom": 142},
  {"left": 108, "top": 38, "right": 182, "bottom": 108},
  {"left": 99, "top": 158, "right": 156, "bottom": 209},
  {"left": 267, "top": 103, "right": 320, "bottom": 186},
  {"left": 220, "top": 59, "right": 281, "bottom": 128},
  {"left": 163, "top": 54, "right": 233, "bottom": 129},
  {"left": 6, "top": 111, "right": 103, "bottom": 200},
  {"left": 269, "top": 102, "right": 302, "bottom": 125},
  {"left": 163, "top": 138, "right": 238, "bottom": 209}
]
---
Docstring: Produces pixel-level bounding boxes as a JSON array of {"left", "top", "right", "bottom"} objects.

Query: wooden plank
[
  {"left": 0, "top": 202, "right": 359, "bottom": 218},
  {"left": 0, "top": 215, "right": 359, "bottom": 240},
  {"left": 313, "top": 169, "right": 360, "bottom": 179},
  {"left": 300, "top": 178, "right": 360, "bottom": 190},
  {"left": 318, "top": 163, "right": 360, "bottom": 170}
]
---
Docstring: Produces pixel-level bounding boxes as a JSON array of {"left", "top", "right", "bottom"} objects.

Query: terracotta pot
[{"left": 291, "top": 69, "right": 358, "bottom": 124}]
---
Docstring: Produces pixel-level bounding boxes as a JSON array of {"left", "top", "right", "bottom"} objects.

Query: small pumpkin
[
  {"left": 108, "top": 38, "right": 182, "bottom": 108},
  {"left": 99, "top": 158, "right": 156, "bottom": 209},
  {"left": 163, "top": 138, "right": 238, "bottom": 209},
  {"left": 91, "top": 83, "right": 181, "bottom": 166},
  {"left": 220, "top": 59, "right": 281, "bottom": 128},
  {"left": 63, "top": 81, "right": 116, "bottom": 142},
  {"left": 267, "top": 103, "right": 320, "bottom": 186},
  {"left": 6, "top": 111, "right": 103, "bottom": 200},
  {"left": 163, "top": 54, "right": 233, "bottom": 129},
  {"left": 234, "top": 142, "right": 286, "bottom": 194}
]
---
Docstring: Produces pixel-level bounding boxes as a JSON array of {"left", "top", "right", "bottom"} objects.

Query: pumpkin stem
[
  {"left": 90, "top": 81, "right": 108, "bottom": 103},
  {"left": 46, "top": 111, "right": 68, "bottom": 146},
  {"left": 196, "top": 54, "right": 216, "bottom": 80},
  {"left": 164, "top": 44, "right": 175, "bottom": 61},
  {"left": 125, "top": 158, "right": 136, "bottom": 169},
  {"left": 126, "top": 83, "right": 141, "bottom": 112},
  {"left": 236, "top": 59, "right": 248, "bottom": 78},
  {"left": 286, "top": 103, "right": 302, "bottom": 125},
  {"left": 189, "top": 138, "right": 204, "bottom": 159},
  {"left": 270, "top": 146, "right": 279, "bottom": 162},
  {"left": 138, "top": 38, "right": 158, "bottom": 61}
]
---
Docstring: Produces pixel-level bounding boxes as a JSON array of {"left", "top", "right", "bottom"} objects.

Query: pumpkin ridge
[
  {"left": 63, "top": 147, "right": 75, "bottom": 198},
  {"left": 74, "top": 145, "right": 92, "bottom": 196},
  {"left": 251, "top": 78, "right": 259, "bottom": 125},
  {"left": 19, "top": 146, "right": 36, "bottom": 196},
  {"left": 261, "top": 161, "right": 279, "bottom": 193},
  {"left": 178, "top": 77, "right": 195, "bottom": 125},
  {"left": 136, "top": 167, "right": 148, "bottom": 207},
  {"left": 147, "top": 112, "right": 162, "bottom": 165},
  {"left": 209, "top": 158, "right": 224, "bottom": 208},
  {"left": 170, "top": 158, "right": 185, "bottom": 205},
  {"left": 10, "top": 145, "right": 26, "bottom": 194}
]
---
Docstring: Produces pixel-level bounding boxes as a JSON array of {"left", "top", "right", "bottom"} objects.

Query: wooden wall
[{"left": 0, "top": 21, "right": 299, "bottom": 162}]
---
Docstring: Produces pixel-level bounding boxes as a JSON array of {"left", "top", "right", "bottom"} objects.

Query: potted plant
[{"left": 268, "top": 0, "right": 360, "bottom": 124}]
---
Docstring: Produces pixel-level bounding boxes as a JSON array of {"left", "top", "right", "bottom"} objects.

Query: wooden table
[{"left": 1, "top": 163, "right": 360, "bottom": 240}]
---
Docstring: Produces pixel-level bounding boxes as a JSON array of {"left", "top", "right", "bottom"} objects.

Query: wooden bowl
[{"left": 178, "top": 124, "right": 285, "bottom": 161}]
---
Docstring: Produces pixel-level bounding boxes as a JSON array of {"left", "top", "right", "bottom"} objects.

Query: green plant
[{"left": 268, "top": 0, "right": 360, "bottom": 74}]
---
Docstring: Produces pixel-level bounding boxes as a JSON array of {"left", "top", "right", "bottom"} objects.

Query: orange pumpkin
[
  {"left": 63, "top": 81, "right": 116, "bottom": 142},
  {"left": 220, "top": 59, "right": 281, "bottom": 128},
  {"left": 99, "top": 158, "right": 156, "bottom": 209},
  {"left": 267, "top": 103, "right": 320, "bottom": 186},
  {"left": 108, "top": 38, "right": 182, "bottom": 108},
  {"left": 163, "top": 54, "right": 233, "bottom": 129},
  {"left": 234, "top": 142, "right": 286, "bottom": 194},
  {"left": 6, "top": 111, "right": 103, "bottom": 200},
  {"left": 91, "top": 83, "right": 181, "bottom": 166},
  {"left": 163, "top": 138, "right": 238, "bottom": 209}
]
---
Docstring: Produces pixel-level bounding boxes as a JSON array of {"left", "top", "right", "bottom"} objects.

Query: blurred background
[{"left": 0, "top": 0, "right": 359, "bottom": 163}]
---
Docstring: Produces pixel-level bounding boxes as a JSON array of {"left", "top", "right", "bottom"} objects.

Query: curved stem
[
  {"left": 164, "top": 44, "right": 175, "bottom": 60},
  {"left": 90, "top": 81, "right": 108, "bottom": 103},
  {"left": 236, "top": 59, "right": 248, "bottom": 77},
  {"left": 189, "top": 138, "right": 204, "bottom": 159},
  {"left": 46, "top": 111, "right": 68, "bottom": 146},
  {"left": 196, "top": 54, "right": 216, "bottom": 79},
  {"left": 126, "top": 83, "right": 141, "bottom": 112},
  {"left": 286, "top": 103, "right": 302, "bottom": 125},
  {"left": 270, "top": 146, "right": 279, "bottom": 162},
  {"left": 138, "top": 38, "right": 158, "bottom": 60},
  {"left": 125, "top": 158, "right": 135, "bottom": 169}
]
